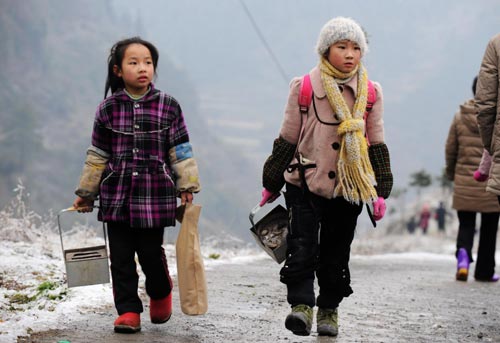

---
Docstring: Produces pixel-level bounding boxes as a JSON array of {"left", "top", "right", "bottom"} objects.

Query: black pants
[
  {"left": 281, "top": 183, "right": 363, "bottom": 309},
  {"left": 456, "top": 211, "right": 499, "bottom": 279},
  {"left": 107, "top": 222, "right": 172, "bottom": 315}
]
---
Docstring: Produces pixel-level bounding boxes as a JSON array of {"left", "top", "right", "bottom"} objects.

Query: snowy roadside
[
  {"left": 0, "top": 217, "right": 458, "bottom": 343},
  {"left": 21, "top": 240, "right": 500, "bottom": 343},
  {"left": 2, "top": 193, "right": 497, "bottom": 342},
  {"left": 0, "top": 191, "right": 267, "bottom": 342},
  {"left": 0, "top": 226, "right": 267, "bottom": 343}
]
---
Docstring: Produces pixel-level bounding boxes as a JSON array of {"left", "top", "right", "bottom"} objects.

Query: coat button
[
  {"left": 331, "top": 142, "right": 340, "bottom": 150},
  {"left": 328, "top": 171, "right": 336, "bottom": 179},
  {"left": 132, "top": 172, "right": 138, "bottom": 176},
  {"left": 134, "top": 103, "right": 140, "bottom": 108}
]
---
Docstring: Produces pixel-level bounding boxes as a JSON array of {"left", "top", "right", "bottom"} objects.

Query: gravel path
[{"left": 25, "top": 239, "right": 500, "bottom": 343}]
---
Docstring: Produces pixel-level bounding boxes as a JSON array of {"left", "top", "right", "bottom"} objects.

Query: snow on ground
[
  {"left": 0, "top": 234, "right": 269, "bottom": 342},
  {"left": 0, "top": 224, "right": 460, "bottom": 342},
  {"left": 0, "top": 198, "right": 269, "bottom": 342},
  {"left": 0, "top": 190, "right": 494, "bottom": 342}
]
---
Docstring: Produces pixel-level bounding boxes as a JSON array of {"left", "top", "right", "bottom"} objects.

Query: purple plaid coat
[{"left": 92, "top": 86, "right": 189, "bottom": 228}]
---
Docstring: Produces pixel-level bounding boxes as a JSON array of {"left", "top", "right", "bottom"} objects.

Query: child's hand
[
  {"left": 372, "top": 197, "right": 386, "bottom": 221},
  {"left": 259, "top": 189, "right": 280, "bottom": 206},
  {"left": 180, "top": 191, "right": 193, "bottom": 205},
  {"left": 473, "top": 170, "right": 488, "bottom": 182},
  {"left": 73, "top": 196, "right": 94, "bottom": 212}
]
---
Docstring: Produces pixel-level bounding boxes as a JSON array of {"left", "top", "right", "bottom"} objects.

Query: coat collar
[
  {"left": 309, "top": 66, "right": 359, "bottom": 99},
  {"left": 113, "top": 83, "right": 160, "bottom": 102}
]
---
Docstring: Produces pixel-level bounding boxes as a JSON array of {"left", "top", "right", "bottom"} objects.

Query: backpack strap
[
  {"left": 298, "top": 74, "right": 313, "bottom": 113},
  {"left": 296, "top": 74, "right": 313, "bottom": 151},
  {"left": 364, "top": 80, "right": 377, "bottom": 146},
  {"left": 364, "top": 80, "right": 376, "bottom": 118},
  {"left": 300, "top": 75, "right": 375, "bottom": 116},
  {"left": 291, "top": 74, "right": 314, "bottom": 193}
]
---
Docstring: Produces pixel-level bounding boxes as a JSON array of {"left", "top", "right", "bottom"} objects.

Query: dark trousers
[
  {"left": 281, "top": 183, "right": 363, "bottom": 309},
  {"left": 456, "top": 211, "right": 499, "bottom": 279},
  {"left": 107, "top": 222, "right": 172, "bottom": 315}
]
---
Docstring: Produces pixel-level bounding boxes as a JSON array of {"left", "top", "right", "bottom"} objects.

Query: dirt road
[{"left": 24, "top": 248, "right": 500, "bottom": 343}]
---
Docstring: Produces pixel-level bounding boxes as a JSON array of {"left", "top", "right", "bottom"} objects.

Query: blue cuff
[{"left": 173, "top": 142, "right": 193, "bottom": 162}]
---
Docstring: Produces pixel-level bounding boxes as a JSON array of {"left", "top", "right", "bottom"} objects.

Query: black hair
[
  {"left": 104, "top": 37, "right": 159, "bottom": 98},
  {"left": 472, "top": 76, "right": 478, "bottom": 96}
]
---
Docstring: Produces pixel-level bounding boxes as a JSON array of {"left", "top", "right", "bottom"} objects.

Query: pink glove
[
  {"left": 473, "top": 170, "right": 488, "bottom": 182},
  {"left": 259, "top": 189, "right": 280, "bottom": 206},
  {"left": 372, "top": 197, "right": 386, "bottom": 221}
]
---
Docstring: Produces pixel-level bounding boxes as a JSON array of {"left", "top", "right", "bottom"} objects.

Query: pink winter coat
[{"left": 279, "top": 66, "right": 385, "bottom": 199}]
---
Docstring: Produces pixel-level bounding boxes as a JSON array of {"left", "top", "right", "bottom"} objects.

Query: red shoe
[
  {"left": 114, "top": 312, "right": 141, "bottom": 333},
  {"left": 150, "top": 292, "right": 172, "bottom": 323}
]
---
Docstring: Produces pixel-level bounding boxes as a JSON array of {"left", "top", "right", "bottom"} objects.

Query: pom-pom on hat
[{"left": 315, "top": 17, "right": 368, "bottom": 57}]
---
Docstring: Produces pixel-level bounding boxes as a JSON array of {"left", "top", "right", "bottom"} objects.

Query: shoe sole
[
  {"left": 475, "top": 277, "right": 499, "bottom": 282},
  {"left": 114, "top": 325, "right": 141, "bottom": 333},
  {"left": 285, "top": 315, "right": 311, "bottom": 336},
  {"left": 456, "top": 268, "right": 468, "bottom": 281},
  {"left": 317, "top": 324, "right": 338, "bottom": 336},
  {"left": 151, "top": 313, "right": 172, "bottom": 324}
]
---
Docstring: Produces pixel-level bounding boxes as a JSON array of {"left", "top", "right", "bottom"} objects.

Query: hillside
[
  {"left": 2, "top": 0, "right": 500, "bottom": 239},
  {"left": 0, "top": 0, "right": 255, "bottom": 239}
]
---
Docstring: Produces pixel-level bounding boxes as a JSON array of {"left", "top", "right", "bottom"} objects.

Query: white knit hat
[{"left": 315, "top": 17, "right": 368, "bottom": 57}]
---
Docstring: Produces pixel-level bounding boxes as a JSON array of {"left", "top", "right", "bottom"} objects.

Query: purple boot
[
  {"left": 456, "top": 248, "right": 470, "bottom": 281},
  {"left": 475, "top": 273, "right": 500, "bottom": 282}
]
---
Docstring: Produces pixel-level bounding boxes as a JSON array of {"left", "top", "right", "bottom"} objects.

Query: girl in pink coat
[{"left": 260, "top": 17, "right": 392, "bottom": 337}]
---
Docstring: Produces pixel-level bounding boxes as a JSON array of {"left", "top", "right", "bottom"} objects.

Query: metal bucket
[
  {"left": 57, "top": 207, "right": 110, "bottom": 287},
  {"left": 249, "top": 203, "right": 288, "bottom": 264}
]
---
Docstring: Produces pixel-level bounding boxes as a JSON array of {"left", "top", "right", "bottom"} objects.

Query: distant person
[
  {"left": 72, "top": 37, "right": 201, "bottom": 333},
  {"left": 406, "top": 215, "right": 417, "bottom": 234},
  {"left": 259, "top": 17, "right": 393, "bottom": 336},
  {"left": 434, "top": 201, "right": 450, "bottom": 233},
  {"left": 445, "top": 76, "right": 499, "bottom": 282},
  {"left": 418, "top": 203, "right": 431, "bottom": 234}
]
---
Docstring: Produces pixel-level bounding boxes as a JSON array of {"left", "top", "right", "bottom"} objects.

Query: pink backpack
[{"left": 298, "top": 74, "right": 376, "bottom": 144}]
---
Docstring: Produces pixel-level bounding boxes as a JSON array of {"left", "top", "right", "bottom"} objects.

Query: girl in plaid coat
[{"left": 73, "top": 37, "right": 200, "bottom": 333}]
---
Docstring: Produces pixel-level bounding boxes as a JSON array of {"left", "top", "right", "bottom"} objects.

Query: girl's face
[
  {"left": 326, "top": 40, "right": 361, "bottom": 73},
  {"left": 114, "top": 43, "right": 154, "bottom": 95}
]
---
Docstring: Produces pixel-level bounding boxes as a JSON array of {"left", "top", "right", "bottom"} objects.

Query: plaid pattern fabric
[
  {"left": 368, "top": 143, "right": 393, "bottom": 199},
  {"left": 92, "top": 85, "right": 190, "bottom": 228},
  {"left": 262, "top": 136, "right": 297, "bottom": 193}
]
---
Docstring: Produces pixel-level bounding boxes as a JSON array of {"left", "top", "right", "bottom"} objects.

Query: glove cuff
[
  {"left": 262, "top": 136, "right": 296, "bottom": 193},
  {"left": 368, "top": 143, "right": 393, "bottom": 199}
]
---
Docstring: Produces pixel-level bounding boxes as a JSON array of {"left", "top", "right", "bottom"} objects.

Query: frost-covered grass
[{"left": 0, "top": 182, "right": 263, "bottom": 342}]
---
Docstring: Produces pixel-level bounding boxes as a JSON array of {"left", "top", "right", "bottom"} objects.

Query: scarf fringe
[{"left": 334, "top": 141, "right": 378, "bottom": 204}]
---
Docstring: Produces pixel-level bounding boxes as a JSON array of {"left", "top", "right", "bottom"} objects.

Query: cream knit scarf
[{"left": 319, "top": 57, "right": 377, "bottom": 204}]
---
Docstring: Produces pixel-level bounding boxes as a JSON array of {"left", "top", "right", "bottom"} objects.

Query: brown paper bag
[{"left": 175, "top": 203, "right": 208, "bottom": 315}]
